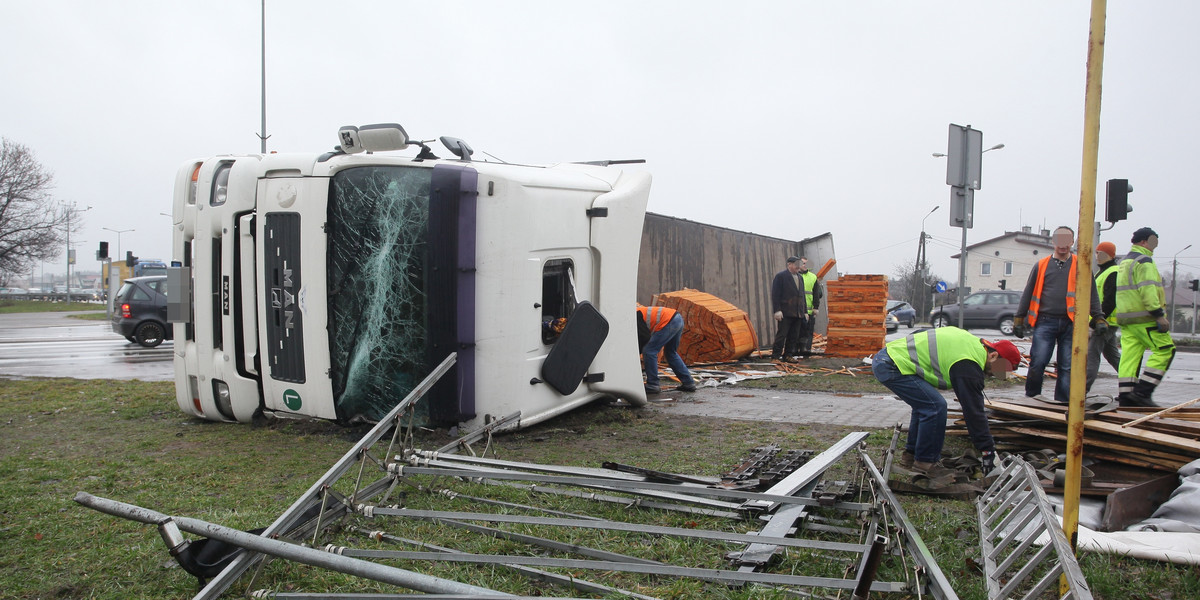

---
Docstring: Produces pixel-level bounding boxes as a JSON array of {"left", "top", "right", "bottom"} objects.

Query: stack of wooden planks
[
  {"left": 823, "top": 274, "right": 888, "bottom": 358},
  {"left": 948, "top": 396, "right": 1200, "bottom": 473},
  {"left": 651, "top": 289, "right": 759, "bottom": 363}
]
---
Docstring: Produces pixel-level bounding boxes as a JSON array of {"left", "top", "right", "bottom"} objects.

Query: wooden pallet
[{"left": 823, "top": 275, "right": 888, "bottom": 357}]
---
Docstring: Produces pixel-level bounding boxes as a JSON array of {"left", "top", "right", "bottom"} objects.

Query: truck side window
[{"left": 541, "top": 259, "right": 576, "bottom": 345}]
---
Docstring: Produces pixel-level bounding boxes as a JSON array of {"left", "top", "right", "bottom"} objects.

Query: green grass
[
  {"left": 1, "top": 378, "right": 1195, "bottom": 599},
  {"left": 67, "top": 311, "right": 109, "bottom": 321},
  {"left": 0, "top": 299, "right": 104, "bottom": 313}
]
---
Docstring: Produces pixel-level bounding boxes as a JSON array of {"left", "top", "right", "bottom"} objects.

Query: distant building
[{"left": 950, "top": 226, "right": 1059, "bottom": 294}]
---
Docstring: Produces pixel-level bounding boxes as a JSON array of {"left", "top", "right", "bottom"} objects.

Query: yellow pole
[{"left": 1065, "top": 0, "right": 1108, "bottom": 570}]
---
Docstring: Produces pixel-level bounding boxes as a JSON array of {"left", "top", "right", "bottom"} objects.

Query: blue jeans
[
  {"left": 871, "top": 349, "right": 946, "bottom": 464},
  {"left": 1026, "top": 314, "right": 1073, "bottom": 403},
  {"left": 642, "top": 313, "right": 694, "bottom": 391}
]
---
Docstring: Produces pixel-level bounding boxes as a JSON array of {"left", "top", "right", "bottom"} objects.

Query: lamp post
[
  {"left": 934, "top": 139, "right": 1004, "bottom": 327},
  {"left": 931, "top": 143, "right": 1005, "bottom": 158},
  {"left": 102, "top": 227, "right": 135, "bottom": 257},
  {"left": 1170, "top": 244, "right": 1192, "bottom": 332},
  {"left": 65, "top": 204, "right": 92, "bottom": 304},
  {"left": 911, "top": 205, "right": 940, "bottom": 323}
]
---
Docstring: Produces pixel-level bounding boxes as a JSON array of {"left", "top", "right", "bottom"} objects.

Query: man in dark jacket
[
  {"left": 770, "top": 256, "right": 806, "bottom": 362},
  {"left": 1086, "top": 241, "right": 1122, "bottom": 393}
]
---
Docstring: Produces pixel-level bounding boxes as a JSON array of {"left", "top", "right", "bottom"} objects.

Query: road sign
[
  {"left": 935, "top": 281, "right": 947, "bottom": 293},
  {"left": 946, "top": 124, "right": 984, "bottom": 190}
]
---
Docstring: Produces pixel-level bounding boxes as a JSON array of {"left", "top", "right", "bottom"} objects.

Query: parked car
[
  {"left": 886, "top": 300, "right": 917, "bottom": 328},
  {"left": 111, "top": 275, "right": 172, "bottom": 347},
  {"left": 929, "top": 290, "right": 1021, "bottom": 336}
]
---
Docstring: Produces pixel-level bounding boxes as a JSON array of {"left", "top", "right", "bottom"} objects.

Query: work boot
[
  {"left": 897, "top": 450, "right": 915, "bottom": 469},
  {"left": 1118, "top": 392, "right": 1160, "bottom": 408},
  {"left": 911, "top": 460, "right": 956, "bottom": 479},
  {"left": 676, "top": 383, "right": 697, "bottom": 393},
  {"left": 911, "top": 460, "right": 958, "bottom": 489}
]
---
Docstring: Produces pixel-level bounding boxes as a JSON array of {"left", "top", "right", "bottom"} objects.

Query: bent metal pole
[{"left": 73, "top": 492, "right": 509, "bottom": 597}]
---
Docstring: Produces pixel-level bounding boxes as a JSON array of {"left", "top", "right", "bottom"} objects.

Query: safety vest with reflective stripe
[
  {"left": 800, "top": 271, "right": 817, "bottom": 315},
  {"left": 884, "top": 326, "right": 987, "bottom": 390},
  {"left": 1114, "top": 245, "right": 1164, "bottom": 325},
  {"left": 1027, "top": 255, "right": 1078, "bottom": 328},
  {"left": 1095, "top": 263, "right": 1119, "bottom": 326},
  {"left": 637, "top": 306, "right": 677, "bottom": 332}
]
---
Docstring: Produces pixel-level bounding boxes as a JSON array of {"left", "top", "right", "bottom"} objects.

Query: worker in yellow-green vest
[
  {"left": 796, "top": 257, "right": 823, "bottom": 356},
  {"left": 1086, "top": 241, "right": 1122, "bottom": 393},
  {"left": 1114, "top": 227, "right": 1175, "bottom": 408},
  {"left": 871, "top": 327, "right": 1022, "bottom": 481}
]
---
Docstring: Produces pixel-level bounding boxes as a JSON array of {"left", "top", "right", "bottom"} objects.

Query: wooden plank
[{"left": 985, "top": 400, "right": 1200, "bottom": 455}]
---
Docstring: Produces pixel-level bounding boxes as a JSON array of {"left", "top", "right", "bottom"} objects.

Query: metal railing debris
[
  {"left": 75, "top": 352, "right": 966, "bottom": 599},
  {"left": 976, "top": 456, "right": 1094, "bottom": 600}
]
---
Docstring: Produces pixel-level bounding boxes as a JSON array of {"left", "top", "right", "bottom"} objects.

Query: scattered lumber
[
  {"left": 651, "top": 289, "right": 758, "bottom": 364},
  {"left": 948, "top": 395, "right": 1200, "bottom": 473},
  {"left": 823, "top": 275, "right": 888, "bottom": 358}
]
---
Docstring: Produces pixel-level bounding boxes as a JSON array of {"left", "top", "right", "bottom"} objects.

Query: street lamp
[
  {"left": 102, "top": 227, "right": 135, "bottom": 257},
  {"left": 1171, "top": 244, "right": 1192, "bottom": 332},
  {"left": 66, "top": 203, "right": 92, "bottom": 304},
  {"left": 932, "top": 143, "right": 1005, "bottom": 158},
  {"left": 911, "top": 205, "right": 940, "bottom": 322}
]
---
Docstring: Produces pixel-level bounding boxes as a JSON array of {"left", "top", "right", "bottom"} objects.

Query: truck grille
[{"left": 265, "top": 213, "right": 306, "bottom": 383}]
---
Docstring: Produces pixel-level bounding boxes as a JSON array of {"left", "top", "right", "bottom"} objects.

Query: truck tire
[{"left": 134, "top": 321, "right": 166, "bottom": 348}]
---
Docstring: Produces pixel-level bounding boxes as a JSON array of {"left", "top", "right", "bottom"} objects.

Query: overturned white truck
[{"left": 168, "top": 124, "right": 649, "bottom": 429}]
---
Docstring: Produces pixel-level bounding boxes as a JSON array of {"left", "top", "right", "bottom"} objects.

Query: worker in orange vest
[
  {"left": 1013, "top": 226, "right": 1105, "bottom": 404},
  {"left": 637, "top": 305, "right": 696, "bottom": 394}
]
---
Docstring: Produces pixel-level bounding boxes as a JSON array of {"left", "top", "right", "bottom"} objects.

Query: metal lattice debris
[
  {"left": 976, "top": 456, "right": 1094, "bottom": 600},
  {"left": 74, "top": 352, "right": 964, "bottom": 599}
]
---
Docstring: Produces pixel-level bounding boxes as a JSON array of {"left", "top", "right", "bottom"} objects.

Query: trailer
[{"left": 169, "top": 123, "right": 649, "bottom": 430}]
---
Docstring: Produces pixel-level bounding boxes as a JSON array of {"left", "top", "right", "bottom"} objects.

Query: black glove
[
  {"left": 1156, "top": 318, "right": 1170, "bottom": 333},
  {"left": 981, "top": 450, "right": 996, "bottom": 475},
  {"left": 1091, "top": 318, "right": 1109, "bottom": 334},
  {"left": 1012, "top": 317, "right": 1025, "bottom": 338}
]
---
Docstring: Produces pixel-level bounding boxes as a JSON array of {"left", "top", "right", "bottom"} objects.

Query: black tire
[
  {"left": 931, "top": 314, "right": 951, "bottom": 328},
  {"left": 124, "top": 335, "right": 136, "bottom": 343},
  {"left": 134, "top": 321, "right": 165, "bottom": 348},
  {"left": 999, "top": 316, "right": 1015, "bottom": 336},
  {"left": 905, "top": 319, "right": 914, "bottom": 328}
]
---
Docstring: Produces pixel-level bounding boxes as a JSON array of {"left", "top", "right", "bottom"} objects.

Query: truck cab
[{"left": 169, "top": 124, "right": 649, "bottom": 430}]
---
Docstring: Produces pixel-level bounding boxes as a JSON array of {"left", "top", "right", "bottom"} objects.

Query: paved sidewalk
[{"left": 644, "top": 364, "right": 1198, "bottom": 430}]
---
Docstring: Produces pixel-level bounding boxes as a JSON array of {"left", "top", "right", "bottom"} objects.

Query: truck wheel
[{"left": 134, "top": 322, "right": 165, "bottom": 348}]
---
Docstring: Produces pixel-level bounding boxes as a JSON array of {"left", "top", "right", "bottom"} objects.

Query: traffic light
[
  {"left": 998, "top": 279, "right": 1007, "bottom": 290},
  {"left": 97, "top": 241, "right": 108, "bottom": 260},
  {"left": 1105, "top": 178, "right": 1133, "bottom": 222},
  {"left": 1190, "top": 279, "right": 1200, "bottom": 292},
  {"left": 125, "top": 250, "right": 137, "bottom": 267}
]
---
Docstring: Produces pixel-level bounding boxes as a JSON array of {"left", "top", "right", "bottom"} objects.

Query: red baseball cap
[{"left": 985, "top": 339, "right": 1022, "bottom": 369}]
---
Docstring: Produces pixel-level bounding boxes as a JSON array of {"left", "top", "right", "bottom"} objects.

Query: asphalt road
[
  {"left": 0, "top": 311, "right": 173, "bottom": 381},
  {"left": 0, "top": 313, "right": 1195, "bottom": 396}
]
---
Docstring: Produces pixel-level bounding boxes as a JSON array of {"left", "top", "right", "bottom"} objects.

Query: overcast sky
[{"left": 3, "top": 1, "right": 1198, "bottom": 286}]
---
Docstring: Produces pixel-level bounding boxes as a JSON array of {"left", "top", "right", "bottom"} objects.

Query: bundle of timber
[
  {"left": 651, "top": 289, "right": 759, "bottom": 363},
  {"left": 949, "top": 396, "right": 1200, "bottom": 474},
  {"left": 823, "top": 274, "right": 888, "bottom": 358}
]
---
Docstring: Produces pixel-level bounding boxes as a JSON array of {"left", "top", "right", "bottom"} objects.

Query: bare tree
[
  {"left": 892, "top": 259, "right": 943, "bottom": 323},
  {"left": 0, "top": 138, "right": 73, "bottom": 281}
]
